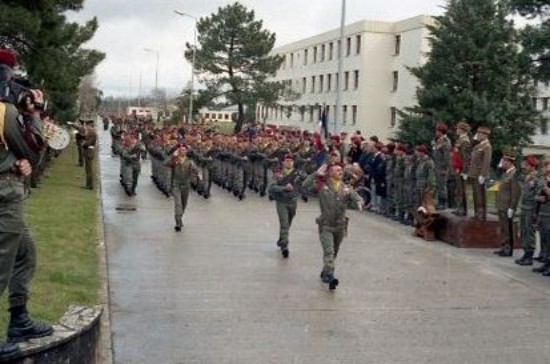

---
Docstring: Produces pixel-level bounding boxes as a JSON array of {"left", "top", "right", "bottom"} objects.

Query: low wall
[{"left": 9, "top": 305, "right": 103, "bottom": 364}]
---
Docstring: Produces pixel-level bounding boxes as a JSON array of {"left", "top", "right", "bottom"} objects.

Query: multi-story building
[
  {"left": 525, "top": 81, "right": 550, "bottom": 157},
  {"left": 257, "top": 15, "right": 434, "bottom": 140}
]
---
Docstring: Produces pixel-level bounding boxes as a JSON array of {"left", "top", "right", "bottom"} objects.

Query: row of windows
[
  {"left": 260, "top": 105, "right": 359, "bottom": 125},
  {"left": 282, "top": 35, "right": 362, "bottom": 69},
  {"left": 201, "top": 112, "right": 231, "bottom": 121},
  {"left": 281, "top": 34, "right": 402, "bottom": 70},
  {"left": 280, "top": 70, "right": 399, "bottom": 95},
  {"left": 533, "top": 97, "right": 549, "bottom": 111}
]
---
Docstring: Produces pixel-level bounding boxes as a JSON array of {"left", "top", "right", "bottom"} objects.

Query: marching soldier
[
  {"left": 81, "top": 119, "right": 97, "bottom": 190},
  {"left": 268, "top": 154, "right": 304, "bottom": 258},
  {"left": 494, "top": 151, "right": 521, "bottom": 257},
  {"left": 432, "top": 123, "right": 451, "bottom": 210},
  {"left": 166, "top": 144, "right": 202, "bottom": 231},
  {"left": 302, "top": 163, "right": 363, "bottom": 290},
  {"left": 120, "top": 134, "right": 145, "bottom": 196},
  {"left": 468, "top": 126, "right": 492, "bottom": 220},
  {"left": 515, "top": 155, "right": 541, "bottom": 266},
  {"left": 452, "top": 121, "right": 472, "bottom": 216},
  {"left": 533, "top": 160, "right": 550, "bottom": 276}
]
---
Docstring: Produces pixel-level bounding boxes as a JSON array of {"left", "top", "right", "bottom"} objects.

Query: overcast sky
[{"left": 67, "top": 0, "right": 446, "bottom": 97}]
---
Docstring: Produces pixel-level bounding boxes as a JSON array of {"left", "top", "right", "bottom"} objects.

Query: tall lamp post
[
  {"left": 174, "top": 10, "right": 197, "bottom": 124},
  {"left": 143, "top": 48, "right": 159, "bottom": 117},
  {"left": 334, "top": 0, "right": 346, "bottom": 134}
]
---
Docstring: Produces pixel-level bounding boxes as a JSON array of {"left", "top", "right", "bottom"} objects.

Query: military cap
[
  {"left": 525, "top": 155, "right": 539, "bottom": 168},
  {"left": 416, "top": 144, "right": 428, "bottom": 154},
  {"left": 477, "top": 126, "right": 491, "bottom": 135},
  {"left": 283, "top": 154, "right": 294, "bottom": 161},
  {"left": 435, "top": 122, "right": 448, "bottom": 133},
  {"left": 456, "top": 121, "right": 470, "bottom": 132},
  {"left": 0, "top": 49, "right": 17, "bottom": 67},
  {"left": 502, "top": 149, "right": 516, "bottom": 161}
]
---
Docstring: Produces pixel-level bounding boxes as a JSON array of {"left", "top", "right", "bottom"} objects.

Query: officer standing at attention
[
  {"left": 302, "top": 163, "right": 363, "bottom": 290},
  {"left": 494, "top": 151, "right": 521, "bottom": 257},
  {"left": 468, "top": 126, "right": 492, "bottom": 220},
  {"left": 268, "top": 154, "right": 304, "bottom": 258},
  {"left": 81, "top": 119, "right": 97, "bottom": 190}
]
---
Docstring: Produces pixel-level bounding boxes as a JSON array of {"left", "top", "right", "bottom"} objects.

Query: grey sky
[{"left": 67, "top": 0, "right": 446, "bottom": 97}]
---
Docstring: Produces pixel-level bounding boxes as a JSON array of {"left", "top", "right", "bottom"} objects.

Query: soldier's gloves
[
  {"left": 507, "top": 208, "right": 514, "bottom": 219},
  {"left": 461, "top": 173, "right": 468, "bottom": 181},
  {"left": 478, "top": 176, "right": 485, "bottom": 185}
]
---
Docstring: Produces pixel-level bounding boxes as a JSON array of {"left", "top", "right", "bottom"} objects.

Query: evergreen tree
[
  {"left": 0, "top": 0, "right": 105, "bottom": 121},
  {"left": 184, "top": 2, "right": 284, "bottom": 133},
  {"left": 510, "top": 0, "right": 550, "bottom": 82},
  {"left": 397, "top": 0, "right": 538, "bottom": 157}
]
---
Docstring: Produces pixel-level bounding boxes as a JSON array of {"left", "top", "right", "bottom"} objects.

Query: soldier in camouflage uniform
[
  {"left": 268, "top": 154, "right": 305, "bottom": 258},
  {"left": 401, "top": 149, "right": 416, "bottom": 225},
  {"left": 415, "top": 145, "right": 436, "bottom": 210},
  {"left": 515, "top": 155, "right": 541, "bottom": 265},
  {"left": 383, "top": 143, "right": 396, "bottom": 217},
  {"left": 392, "top": 145, "right": 406, "bottom": 221},
  {"left": 533, "top": 161, "right": 550, "bottom": 276},
  {"left": 468, "top": 127, "right": 492, "bottom": 220},
  {"left": 302, "top": 163, "right": 363, "bottom": 290},
  {"left": 452, "top": 122, "right": 472, "bottom": 216},
  {"left": 432, "top": 123, "right": 451, "bottom": 210}
]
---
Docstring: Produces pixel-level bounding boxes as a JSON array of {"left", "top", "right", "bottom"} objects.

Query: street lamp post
[
  {"left": 144, "top": 48, "right": 159, "bottom": 116},
  {"left": 174, "top": 10, "right": 197, "bottom": 124},
  {"left": 335, "top": 0, "right": 346, "bottom": 135}
]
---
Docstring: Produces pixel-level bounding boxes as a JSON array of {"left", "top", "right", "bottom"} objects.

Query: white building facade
[
  {"left": 257, "top": 15, "right": 434, "bottom": 140},
  {"left": 525, "top": 81, "right": 550, "bottom": 157}
]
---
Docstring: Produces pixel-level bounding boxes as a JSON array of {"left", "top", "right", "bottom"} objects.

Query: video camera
[{"left": 0, "top": 64, "right": 46, "bottom": 111}]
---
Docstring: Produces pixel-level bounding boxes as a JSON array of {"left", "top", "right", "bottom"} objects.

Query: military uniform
[
  {"left": 267, "top": 156, "right": 304, "bottom": 258},
  {"left": 81, "top": 121, "right": 97, "bottom": 190},
  {"left": 515, "top": 163, "right": 541, "bottom": 265},
  {"left": 432, "top": 133, "right": 451, "bottom": 210},
  {"left": 166, "top": 149, "right": 201, "bottom": 231},
  {"left": 533, "top": 175, "right": 550, "bottom": 275},
  {"left": 302, "top": 168, "right": 362, "bottom": 289},
  {"left": 452, "top": 128, "right": 472, "bottom": 216},
  {"left": 415, "top": 148, "right": 436, "bottom": 210},
  {"left": 495, "top": 160, "right": 521, "bottom": 257},
  {"left": 468, "top": 134, "right": 492, "bottom": 220}
]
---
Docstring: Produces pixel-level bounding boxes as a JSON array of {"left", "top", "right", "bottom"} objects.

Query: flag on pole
[{"left": 318, "top": 105, "right": 329, "bottom": 141}]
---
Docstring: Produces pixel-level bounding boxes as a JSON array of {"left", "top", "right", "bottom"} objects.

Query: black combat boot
[
  {"left": 532, "top": 262, "right": 550, "bottom": 273},
  {"left": 328, "top": 275, "right": 339, "bottom": 290},
  {"left": 7, "top": 306, "right": 53, "bottom": 343},
  {"left": 281, "top": 247, "right": 289, "bottom": 258},
  {"left": 320, "top": 270, "right": 330, "bottom": 283},
  {"left": 0, "top": 341, "right": 20, "bottom": 361},
  {"left": 515, "top": 252, "right": 534, "bottom": 266}
]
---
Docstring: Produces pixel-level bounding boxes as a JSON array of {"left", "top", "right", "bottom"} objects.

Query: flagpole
[{"left": 335, "top": 0, "right": 346, "bottom": 134}]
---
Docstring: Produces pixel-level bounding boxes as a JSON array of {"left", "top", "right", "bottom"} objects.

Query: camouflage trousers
[
  {"left": 539, "top": 216, "right": 550, "bottom": 262},
  {"left": 318, "top": 225, "right": 345, "bottom": 276},
  {"left": 520, "top": 209, "right": 536, "bottom": 253},
  {"left": 173, "top": 186, "right": 190, "bottom": 227},
  {"left": 276, "top": 201, "right": 297, "bottom": 248}
]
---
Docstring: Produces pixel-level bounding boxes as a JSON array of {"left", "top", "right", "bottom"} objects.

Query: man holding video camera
[{"left": 0, "top": 49, "right": 53, "bottom": 361}]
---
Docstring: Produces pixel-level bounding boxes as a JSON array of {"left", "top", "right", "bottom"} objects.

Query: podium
[{"left": 433, "top": 211, "right": 518, "bottom": 249}]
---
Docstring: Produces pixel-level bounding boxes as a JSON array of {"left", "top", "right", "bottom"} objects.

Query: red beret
[
  {"left": 328, "top": 162, "right": 344, "bottom": 170},
  {"left": 396, "top": 145, "right": 406, "bottom": 152},
  {"left": 374, "top": 142, "right": 385, "bottom": 150},
  {"left": 283, "top": 154, "right": 294, "bottom": 161},
  {"left": 436, "top": 122, "right": 448, "bottom": 133},
  {"left": 417, "top": 145, "right": 428, "bottom": 154},
  {"left": 525, "top": 155, "right": 539, "bottom": 168},
  {"left": 0, "top": 49, "right": 17, "bottom": 67}
]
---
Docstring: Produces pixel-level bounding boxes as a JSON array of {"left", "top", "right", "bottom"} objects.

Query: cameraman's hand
[{"left": 15, "top": 159, "right": 32, "bottom": 177}]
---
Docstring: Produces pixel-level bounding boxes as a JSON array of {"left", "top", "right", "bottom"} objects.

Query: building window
[
  {"left": 218, "top": 114, "right": 223, "bottom": 120},
  {"left": 326, "top": 105, "right": 330, "bottom": 120},
  {"left": 205, "top": 113, "right": 210, "bottom": 118},
  {"left": 313, "top": 46, "right": 317, "bottom": 63},
  {"left": 225, "top": 114, "right": 229, "bottom": 120},
  {"left": 390, "top": 107, "right": 397, "bottom": 127},
  {"left": 344, "top": 71, "right": 349, "bottom": 90},
  {"left": 281, "top": 56, "right": 286, "bottom": 69},
  {"left": 327, "top": 74, "right": 332, "bottom": 91},
  {"left": 321, "top": 44, "right": 325, "bottom": 62},
  {"left": 304, "top": 49, "right": 308, "bottom": 65},
  {"left": 333, "top": 104, "right": 337, "bottom": 123},
  {"left": 342, "top": 105, "right": 348, "bottom": 124},
  {"left": 302, "top": 77, "right": 307, "bottom": 94},
  {"left": 543, "top": 97, "right": 549, "bottom": 110},
  {"left": 392, "top": 71, "right": 399, "bottom": 92},
  {"left": 346, "top": 37, "right": 351, "bottom": 57},
  {"left": 532, "top": 97, "right": 538, "bottom": 109},
  {"left": 337, "top": 40, "right": 341, "bottom": 58},
  {"left": 353, "top": 70, "right": 359, "bottom": 90},
  {"left": 394, "top": 35, "right": 401, "bottom": 56},
  {"left": 356, "top": 35, "right": 361, "bottom": 55},
  {"left": 300, "top": 107, "right": 305, "bottom": 122},
  {"left": 541, "top": 119, "right": 548, "bottom": 135},
  {"left": 335, "top": 73, "right": 339, "bottom": 91},
  {"left": 352, "top": 105, "right": 357, "bottom": 125},
  {"left": 290, "top": 53, "right": 294, "bottom": 67},
  {"left": 309, "top": 106, "right": 314, "bottom": 122},
  {"left": 311, "top": 76, "right": 316, "bottom": 93},
  {"left": 329, "top": 42, "right": 333, "bottom": 61},
  {"left": 319, "top": 75, "right": 324, "bottom": 93}
]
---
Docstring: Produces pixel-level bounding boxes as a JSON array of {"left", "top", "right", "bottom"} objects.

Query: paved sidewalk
[{"left": 99, "top": 130, "right": 550, "bottom": 364}]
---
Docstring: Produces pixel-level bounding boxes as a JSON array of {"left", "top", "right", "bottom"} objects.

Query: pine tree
[
  {"left": 184, "top": 2, "right": 284, "bottom": 133},
  {"left": 397, "top": 0, "right": 538, "bottom": 157}
]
